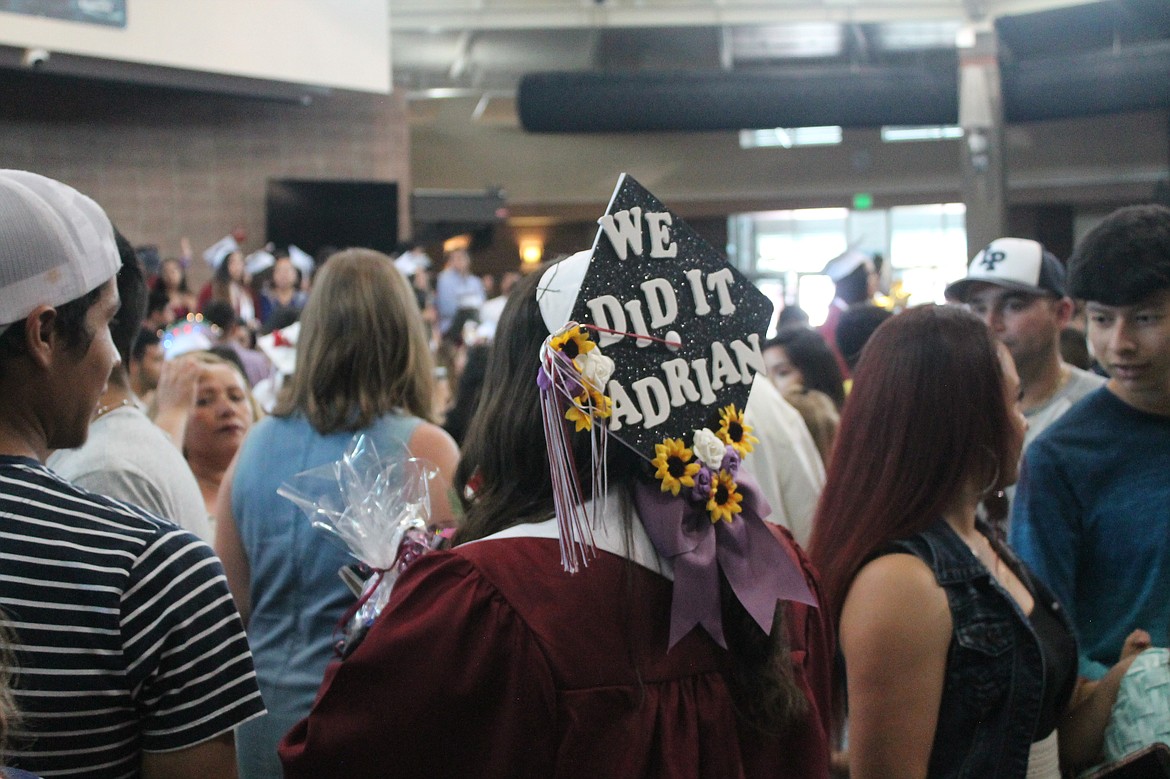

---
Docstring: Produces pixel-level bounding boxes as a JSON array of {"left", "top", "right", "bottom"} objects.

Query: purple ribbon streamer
[{"left": 634, "top": 470, "right": 818, "bottom": 650}]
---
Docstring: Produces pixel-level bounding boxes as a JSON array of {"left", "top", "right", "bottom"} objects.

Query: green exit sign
[{"left": 853, "top": 192, "right": 874, "bottom": 210}]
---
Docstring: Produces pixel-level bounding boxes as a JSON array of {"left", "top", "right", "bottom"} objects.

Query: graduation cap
[
  {"left": 203, "top": 234, "right": 240, "bottom": 268},
  {"left": 245, "top": 249, "right": 276, "bottom": 276},
  {"left": 534, "top": 175, "right": 812, "bottom": 648},
  {"left": 821, "top": 245, "right": 873, "bottom": 283},
  {"left": 537, "top": 173, "right": 773, "bottom": 456},
  {"left": 288, "top": 244, "right": 315, "bottom": 276}
]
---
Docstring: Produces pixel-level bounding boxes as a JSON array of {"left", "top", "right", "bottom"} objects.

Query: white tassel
[{"left": 539, "top": 331, "right": 609, "bottom": 573}]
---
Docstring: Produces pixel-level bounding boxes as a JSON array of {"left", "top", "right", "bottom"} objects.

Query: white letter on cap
[
  {"left": 730, "top": 334, "right": 766, "bottom": 385},
  {"left": 645, "top": 212, "right": 678, "bottom": 259},
  {"left": 607, "top": 380, "right": 641, "bottom": 431},
  {"left": 598, "top": 207, "right": 644, "bottom": 261},
  {"left": 661, "top": 358, "right": 701, "bottom": 406},
  {"left": 709, "top": 341, "right": 741, "bottom": 391},
  {"left": 585, "top": 295, "right": 627, "bottom": 347},
  {"left": 690, "top": 358, "right": 718, "bottom": 405},
  {"left": 623, "top": 299, "right": 653, "bottom": 349},
  {"left": 631, "top": 377, "right": 672, "bottom": 429},
  {"left": 685, "top": 268, "right": 711, "bottom": 316},
  {"left": 640, "top": 278, "right": 678, "bottom": 329},
  {"left": 706, "top": 268, "right": 736, "bottom": 316}
]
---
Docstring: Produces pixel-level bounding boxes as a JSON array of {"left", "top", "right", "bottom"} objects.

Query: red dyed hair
[{"left": 807, "top": 304, "right": 1015, "bottom": 623}]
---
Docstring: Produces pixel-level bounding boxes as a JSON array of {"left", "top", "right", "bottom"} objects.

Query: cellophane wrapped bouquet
[{"left": 278, "top": 432, "right": 442, "bottom": 656}]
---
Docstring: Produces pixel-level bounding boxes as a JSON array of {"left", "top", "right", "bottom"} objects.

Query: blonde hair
[
  {"left": 187, "top": 351, "right": 263, "bottom": 422},
  {"left": 782, "top": 386, "right": 840, "bottom": 466},
  {"left": 148, "top": 350, "right": 264, "bottom": 425},
  {"left": 275, "top": 249, "right": 435, "bottom": 433}
]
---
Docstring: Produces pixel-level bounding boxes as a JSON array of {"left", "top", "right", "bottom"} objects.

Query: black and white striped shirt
[{"left": 0, "top": 457, "right": 265, "bottom": 778}]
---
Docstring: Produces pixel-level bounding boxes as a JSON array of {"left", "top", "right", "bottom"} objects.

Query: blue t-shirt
[{"left": 1010, "top": 387, "right": 1170, "bottom": 679}]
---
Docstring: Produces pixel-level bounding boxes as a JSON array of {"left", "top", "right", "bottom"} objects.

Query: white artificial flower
[
  {"left": 692, "top": 428, "right": 725, "bottom": 470},
  {"left": 578, "top": 349, "right": 615, "bottom": 391}
]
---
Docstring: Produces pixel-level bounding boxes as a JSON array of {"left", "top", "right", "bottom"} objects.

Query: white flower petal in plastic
[
  {"left": 278, "top": 432, "right": 442, "bottom": 654},
  {"left": 693, "top": 428, "right": 726, "bottom": 470},
  {"left": 280, "top": 433, "right": 437, "bottom": 569},
  {"left": 578, "top": 348, "right": 615, "bottom": 392}
]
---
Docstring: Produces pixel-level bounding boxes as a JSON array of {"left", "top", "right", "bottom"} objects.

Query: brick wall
[{"left": 0, "top": 71, "right": 409, "bottom": 286}]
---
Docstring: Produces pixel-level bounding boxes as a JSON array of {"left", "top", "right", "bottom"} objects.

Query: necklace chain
[{"left": 93, "top": 398, "right": 134, "bottom": 420}]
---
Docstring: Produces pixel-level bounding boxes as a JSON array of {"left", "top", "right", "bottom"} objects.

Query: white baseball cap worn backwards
[{"left": 0, "top": 170, "right": 120, "bottom": 332}]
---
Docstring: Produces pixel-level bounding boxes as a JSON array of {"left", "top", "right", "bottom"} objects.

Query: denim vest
[{"left": 880, "top": 518, "right": 1076, "bottom": 778}]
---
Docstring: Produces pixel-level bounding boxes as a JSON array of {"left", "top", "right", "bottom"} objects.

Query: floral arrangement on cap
[
  {"left": 541, "top": 321, "right": 758, "bottom": 527},
  {"left": 534, "top": 174, "right": 815, "bottom": 650},
  {"left": 653, "top": 407, "right": 757, "bottom": 524}
]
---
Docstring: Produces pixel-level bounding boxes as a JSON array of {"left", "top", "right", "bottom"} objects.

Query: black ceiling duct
[
  {"left": 1004, "top": 40, "right": 1170, "bottom": 122},
  {"left": 518, "top": 66, "right": 958, "bottom": 133}
]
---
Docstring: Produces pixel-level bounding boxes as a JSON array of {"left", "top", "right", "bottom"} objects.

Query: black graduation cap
[{"left": 537, "top": 174, "right": 773, "bottom": 458}]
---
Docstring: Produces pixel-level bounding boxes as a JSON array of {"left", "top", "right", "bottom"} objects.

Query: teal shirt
[{"left": 1010, "top": 388, "right": 1170, "bottom": 679}]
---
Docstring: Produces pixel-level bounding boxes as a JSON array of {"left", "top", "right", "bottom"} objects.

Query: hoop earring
[{"left": 978, "top": 445, "right": 1001, "bottom": 498}]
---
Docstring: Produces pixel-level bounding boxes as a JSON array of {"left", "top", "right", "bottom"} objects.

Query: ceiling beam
[{"left": 389, "top": 0, "right": 1098, "bottom": 33}]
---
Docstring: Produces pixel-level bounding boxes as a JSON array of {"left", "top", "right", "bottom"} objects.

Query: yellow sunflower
[
  {"left": 590, "top": 387, "right": 613, "bottom": 420},
  {"left": 706, "top": 469, "right": 743, "bottom": 524},
  {"left": 716, "top": 404, "right": 758, "bottom": 457},
  {"left": 563, "top": 387, "right": 611, "bottom": 432},
  {"left": 651, "top": 438, "right": 701, "bottom": 496},
  {"left": 548, "top": 325, "right": 595, "bottom": 362},
  {"left": 564, "top": 393, "right": 593, "bottom": 432}
]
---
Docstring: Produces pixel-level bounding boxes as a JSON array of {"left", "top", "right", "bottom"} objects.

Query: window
[
  {"left": 739, "top": 126, "right": 843, "bottom": 149},
  {"left": 731, "top": 203, "right": 969, "bottom": 328}
]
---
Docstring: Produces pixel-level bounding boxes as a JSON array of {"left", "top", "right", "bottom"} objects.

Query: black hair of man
[
  {"left": 776, "top": 305, "right": 810, "bottom": 330},
  {"left": 200, "top": 300, "right": 236, "bottom": 332},
  {"left": 836, "top": 304, "right": 893, "bottom": 370},
  {"left": 145, "top": 285, "right": 170, "bottom": 319},
  {"left": 111, "top": 229, "right": 148, "bottom": 367},
  {"left": 0, "top": 287, "right": 104, "bottom": 365},
  {"left": 131, "top": 327, "right": 160, "bottom": 364},
  {"left": 834, "top": 263, "right": 873, "bottom": 306},
  {"left": 1068, "top": 204, "right": 1170, "bottom": 306}
]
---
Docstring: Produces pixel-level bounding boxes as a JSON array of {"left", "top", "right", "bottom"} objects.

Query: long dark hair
[
  {"left": 211, "top": 250, "right": 244, "bottom": 303},
  {"left": 153, "top": 257, "right": 190, "bottom": 294},
  {"left": 454, "top": 268, "right": 604, "bottom": 539},
  {"left": 808, "top": 305, "right": 1017, "bottom": 624},
  {"left": 455, "top": 261, "right": 807, "bottom": 732}
]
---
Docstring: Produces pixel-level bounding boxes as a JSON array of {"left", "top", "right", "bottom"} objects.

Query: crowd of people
[{"left": 0, "top": 167, "right": 1167, "bottom": 779}]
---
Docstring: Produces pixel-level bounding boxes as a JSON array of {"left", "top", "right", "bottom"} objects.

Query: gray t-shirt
[
  {"left": 1023, "top": 364, "right": 1107, "bottom": 450},
  {"left": 48, "top": 405, "right": 212, "bottom": 541},
  {"left": 997, "top": 364, "right": 1107, "bottom": 527}
]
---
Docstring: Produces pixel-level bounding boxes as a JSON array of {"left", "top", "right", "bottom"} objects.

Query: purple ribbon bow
[{"left": 634, "top": 470, "right": 817, "bottom": 650}]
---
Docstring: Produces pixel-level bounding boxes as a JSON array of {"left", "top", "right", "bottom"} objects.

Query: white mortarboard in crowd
[
  {"left": 245, "top": 249, "right": 276, "bottom": 276},
  {"left": 394, "top": 247, "right": 431, "bottom": 277},
  {"left": 252, "top": 321, "right": 300, "bottom": 413},
  {"left": 203, "top": 235, "right": 240, "bottom": 269},
  {"left": 820, "top": 246, "right": 874, "bottom": 283},
  {"left": 288, "top": 244, "right": 315, "bottom": 276}
]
